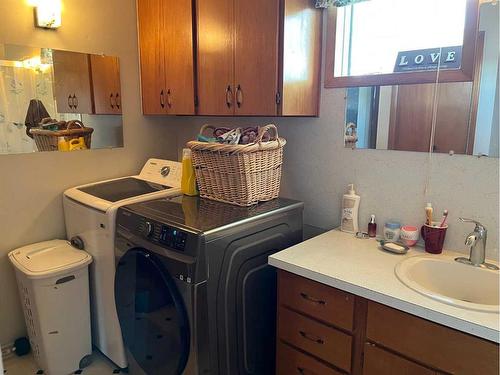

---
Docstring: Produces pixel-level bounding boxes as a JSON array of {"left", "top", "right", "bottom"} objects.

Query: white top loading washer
[{"left": 63, "top": 159, "right": 182, "bottom": 369}]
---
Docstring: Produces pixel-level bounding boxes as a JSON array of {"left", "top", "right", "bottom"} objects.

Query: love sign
[{"left": 394, "top": 46, "right": 462, "bottom": 72}]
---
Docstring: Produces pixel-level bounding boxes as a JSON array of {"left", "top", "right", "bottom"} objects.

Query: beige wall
[
  {"left": 173, "top": 16, "right": 499, "bottom": 260},
  {"left": 0, "top": 0, "right": 178, "bottom": 344}
]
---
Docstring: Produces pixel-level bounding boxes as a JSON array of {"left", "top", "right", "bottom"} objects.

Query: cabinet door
[
  {"left": 234, "top": 0, "right": 280, "bottom": 115},
  {"left": 196, "top": 0, "right": 235, "bottom": 115},
  {"left": 363, "top": 343, "right": 437, "bottom": 375},
  {"left": 137, "top": 0, "right": 167, "bottom": 114},
  {"left": 281, "top": 0, "right": 322, "bottom": 116},
  {"left": 52, "top": 50, "right": 92, "bottom": 114},
  {"left": 163, "top": 0, "right": 195, "bottom": 115},
  {"left": 90, "top": 55, "right": 122, "bottom": 115}
]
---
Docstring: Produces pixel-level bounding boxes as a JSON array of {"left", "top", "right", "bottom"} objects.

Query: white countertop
[{"left": 269, "top": 229, "right": 500, "bottom": 343}]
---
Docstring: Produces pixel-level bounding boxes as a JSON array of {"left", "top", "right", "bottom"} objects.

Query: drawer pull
[
  {"left": 299, "top": 330, "right": 324, "bottom": 345},
  {"left": 297, "top": 367, "right": 316, "bottom": 375},
  {"left": 300, "top": 292, "right": 326, "bottom": 305}
]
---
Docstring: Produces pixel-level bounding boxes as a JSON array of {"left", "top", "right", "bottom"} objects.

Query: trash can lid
[{"left": 8, "top": 240, "right": 92, "bottom": 278}]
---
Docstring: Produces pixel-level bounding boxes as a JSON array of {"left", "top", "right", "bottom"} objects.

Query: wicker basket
[
  {"left": 187, "top": 124, "right": 286, "bottom": 206},
  {"left": 30, "top": 121, "right": 93, "bottom": 152}
]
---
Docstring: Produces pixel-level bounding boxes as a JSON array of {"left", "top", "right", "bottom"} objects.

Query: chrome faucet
[{"left": 455, "top": 218, "right": 499, "bottom": 270}]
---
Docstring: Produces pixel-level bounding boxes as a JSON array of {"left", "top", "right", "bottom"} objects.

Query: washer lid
[{"left": 9, "top": 240, "right": 92, "bottom": 277}]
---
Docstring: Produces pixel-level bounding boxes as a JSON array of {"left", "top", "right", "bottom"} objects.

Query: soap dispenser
[{"left": 341, "top": 184, "right": 360, "bottom": 234}]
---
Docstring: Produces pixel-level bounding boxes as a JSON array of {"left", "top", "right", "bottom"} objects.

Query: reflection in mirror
[
  {"left": 0, "top": 44, "right": 123, "bottom": 154},
  {"left": 344, "top": 1, "right": 499, "bottom": 157},
  {"left": 334, "top": 0, "right": 467, "bottom": 77}
]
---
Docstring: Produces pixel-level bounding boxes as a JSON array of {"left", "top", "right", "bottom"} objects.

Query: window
[{"left": 325, "top": 0, "right": 479, "bottom": 88}]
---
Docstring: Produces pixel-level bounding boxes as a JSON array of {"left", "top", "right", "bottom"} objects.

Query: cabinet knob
[
  {"left": 300, "top": 292, "right": 326, "bottom": 305},
  {"left": 73, "top": 94, "right": 78, "bottom": 110},
  {"left": 115, "top": 93, "right": 121, "bottom": 109},
  {"left": 160, "top": 90, "right": 165, "bottom": 109},
  {"left": 299, "top": 330, "right": 324, "bottom": 345},
  {"left": 236, "top": 84, "right": 243, "bottom": 108},
  {"left": 166, "top": 89, "right": 172, "bottom": 108},
  {"left": 225, "top": 85, "right": 233, "bottom": 108},
  {"left": 110, "top": 93, "right": 115, "bottom": 109},
  {"left": 68, "top": 95, "right": 73, "bottom": 109}
]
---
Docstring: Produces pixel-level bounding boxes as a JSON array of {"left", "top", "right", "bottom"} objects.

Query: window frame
[{"left": 324, "top": 0, "right": 480, "bottom": 88}]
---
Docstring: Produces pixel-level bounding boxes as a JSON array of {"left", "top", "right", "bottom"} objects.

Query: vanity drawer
[
  {"left": 366, "top": 301, "right": 499, "bottom": 375},
  {"left": 278, "top": 270, "right": 354, "bottom": 331},
  {"left": 277, "top": 341, "right": 343, "bottom": 375},
  {"left": 278, "top": 307, "right": 352, "bottom": 372},
  {"left": 363, "top": 343, "right": 437, "bottom": 375}
]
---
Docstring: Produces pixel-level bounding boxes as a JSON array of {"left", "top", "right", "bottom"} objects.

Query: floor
[{"left": 3, "top": 351, "right": 121, "bottom": 375}]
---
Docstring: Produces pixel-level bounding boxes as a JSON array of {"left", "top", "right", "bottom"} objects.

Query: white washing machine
[{"left": 63, "top": 159, "right": 182, "bottom": 369}]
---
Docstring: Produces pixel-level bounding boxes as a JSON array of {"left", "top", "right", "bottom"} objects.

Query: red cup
[{"left": 421, "top": 223, "right": 448, "bottom": 254}]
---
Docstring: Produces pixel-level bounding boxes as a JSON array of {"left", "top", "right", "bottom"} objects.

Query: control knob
[{"left": 144, "top": 221, "right": 154, "bottom": 237}]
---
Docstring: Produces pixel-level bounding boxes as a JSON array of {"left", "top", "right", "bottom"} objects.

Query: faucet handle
[{"left": 459, "top": 218, "right": 487, "bottom": 232}]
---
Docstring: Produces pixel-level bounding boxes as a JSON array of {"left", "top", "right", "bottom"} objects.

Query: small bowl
[{"left": 400, "top": 225, "right": 419, "bottom": 247}]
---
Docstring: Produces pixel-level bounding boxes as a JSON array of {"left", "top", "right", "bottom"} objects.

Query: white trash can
[{"left": 9, "top": 240, "right": 93, "bottom": 375}]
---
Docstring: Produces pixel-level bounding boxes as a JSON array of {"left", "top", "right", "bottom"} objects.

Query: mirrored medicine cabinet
[{"left": 327, "top": 0, "right": 498, "bottom": 157}]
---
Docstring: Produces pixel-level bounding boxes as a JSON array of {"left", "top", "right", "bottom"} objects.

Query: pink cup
[{"left": 400, "top": 225, "right": 419, "bottom": 247}]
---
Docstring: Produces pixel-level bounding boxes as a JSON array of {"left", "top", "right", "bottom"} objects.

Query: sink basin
[{"left": 395, "top": 255, "right": 500, "bottom": 313}]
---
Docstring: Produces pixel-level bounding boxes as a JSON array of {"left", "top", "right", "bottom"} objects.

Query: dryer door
[{"left": 114, "top": 248, "right": 190, "bottom": 375}]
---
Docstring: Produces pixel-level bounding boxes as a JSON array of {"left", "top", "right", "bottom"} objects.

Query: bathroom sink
[{"left": 395, "top": 255, "right": 500, "bottom": 313}]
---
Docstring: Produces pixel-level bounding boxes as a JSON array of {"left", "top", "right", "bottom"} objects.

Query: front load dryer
[
  {"left": 63, "top": 159, "right": 182, "bottom": 369},
  {"left": 114, "top": 195, "right": 303, "bottom": 374}
]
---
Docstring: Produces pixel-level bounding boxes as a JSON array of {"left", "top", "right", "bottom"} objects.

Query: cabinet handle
[
  {"left": 160, "top": 90, "right": 165, "bottom": 108},
  {"left": 68, "top": 94, "right": 73, "bottom": 109},
  {"left": 115, "top": 93, "right": 121, "bottom": 109},
  {"left": 236, "top": 84, "right": 243, "bottom": 108},
  {"left": 167, "top": 89, "right": 172, "bottom": 108},
  {"left": 297, "top": 367, "right": 316, "bottom": 375},
  {"left": 300, "top": 292, "right": 326, "bottom": 305},
  {"left": 110, "top": 93, "right": 115, "bottom": 109},
  {"left": 73, "top": 94, "right": 78, "bottom": 109},
  {"left": 225, "top": 85, "right": 233, "bottom": 108},
  {"left": 299, "top": 330, "right": 324, "bottom": 345}
]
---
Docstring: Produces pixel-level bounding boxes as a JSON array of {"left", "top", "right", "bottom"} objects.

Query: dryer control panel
[{"left": 138, "top": 219, "right": 189, "bottom": 252}]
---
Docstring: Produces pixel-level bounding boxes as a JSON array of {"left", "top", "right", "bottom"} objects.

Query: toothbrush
[{"left": 439, "top": 210, "right": 449, "bottom": 227}]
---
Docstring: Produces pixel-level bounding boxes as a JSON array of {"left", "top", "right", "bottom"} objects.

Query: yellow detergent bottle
[{"left": 181, "top": 148, "right": 198, "bottom": 196}]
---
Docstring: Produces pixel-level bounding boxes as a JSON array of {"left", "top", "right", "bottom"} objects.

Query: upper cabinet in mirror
[
  {"left": 325, "top": 0, "right": 477, "bottom": 87},
  {"left": 0, "top": 45, "right": 123, "bottom": 154}
]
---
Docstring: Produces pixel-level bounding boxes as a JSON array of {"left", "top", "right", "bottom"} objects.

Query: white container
[
  {"left": 9, "top": 240, "right": 93, "bottom": 375},
  {"left": 384, "top": 221, "right": 401, "bottom": 242},
  {"left": 341, "top": 184, "right": 361, "bottom": 234}
]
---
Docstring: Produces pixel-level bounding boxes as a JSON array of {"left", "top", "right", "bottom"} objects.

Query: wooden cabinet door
[
  {"left": 234, "top": 0, "right": 280, "bottom": 115},
  {"left": 163, "top": 0, "right": 195, "bottom": 115},
  {"left": 363, "top": 343, "right": 437, "bottom": 375},
  {"left": 196, "top": 0, "right": 235, "bottom": 115},
  {"left": 52, "top": 50, "right": 92, "bottom": 114},
  {"left": 281, "top": 0, "right": 322, "bottom": 116},
  {"left": 137, "top": 0, "right": 167, "bottom": 114},
  {"left": 90, "top": 55, "right": 122, "bottom": 115}
]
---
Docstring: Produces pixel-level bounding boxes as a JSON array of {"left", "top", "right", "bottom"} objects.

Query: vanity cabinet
[
  {"left": 196, "top": 0, "right": 322, "bottom": 116},
  {"left": 137, "top": 0, "right": 195, "bottom": 115},
  {"left": 89, "top": 55, "right": 122, "bottom": 115},
  {"left": 276, "top": 270, "right": 499, "bottom": 375},
  {"left": 52, "top": 50, "right": 93, "bottom": 114}
]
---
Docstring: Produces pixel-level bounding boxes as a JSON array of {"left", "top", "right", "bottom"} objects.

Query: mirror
[
  {"left": 344, "top": 1, "right": 499, "bottom": 157},
  {"left": 0, "top": 44, "right": 124, "bottom": 154},
  {"left": 325, "top": 0, "right": 477, "bottom": 87}
]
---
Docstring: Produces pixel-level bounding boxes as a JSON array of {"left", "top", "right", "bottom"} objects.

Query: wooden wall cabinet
[
  {"left": 137, "top": 0, "right": 195, "bottom": 115},
  {"left": 52, "top": 50, "right": 93, "bottom": 114},
  {"left": 196, "top": 0, "right": 322, "bottom": 116},
  {"left": 90, "top": 55, "right": 122, "bottom": 115},
  {"left": 276, "top": 270, "right": 499, "bottom": 375}
]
